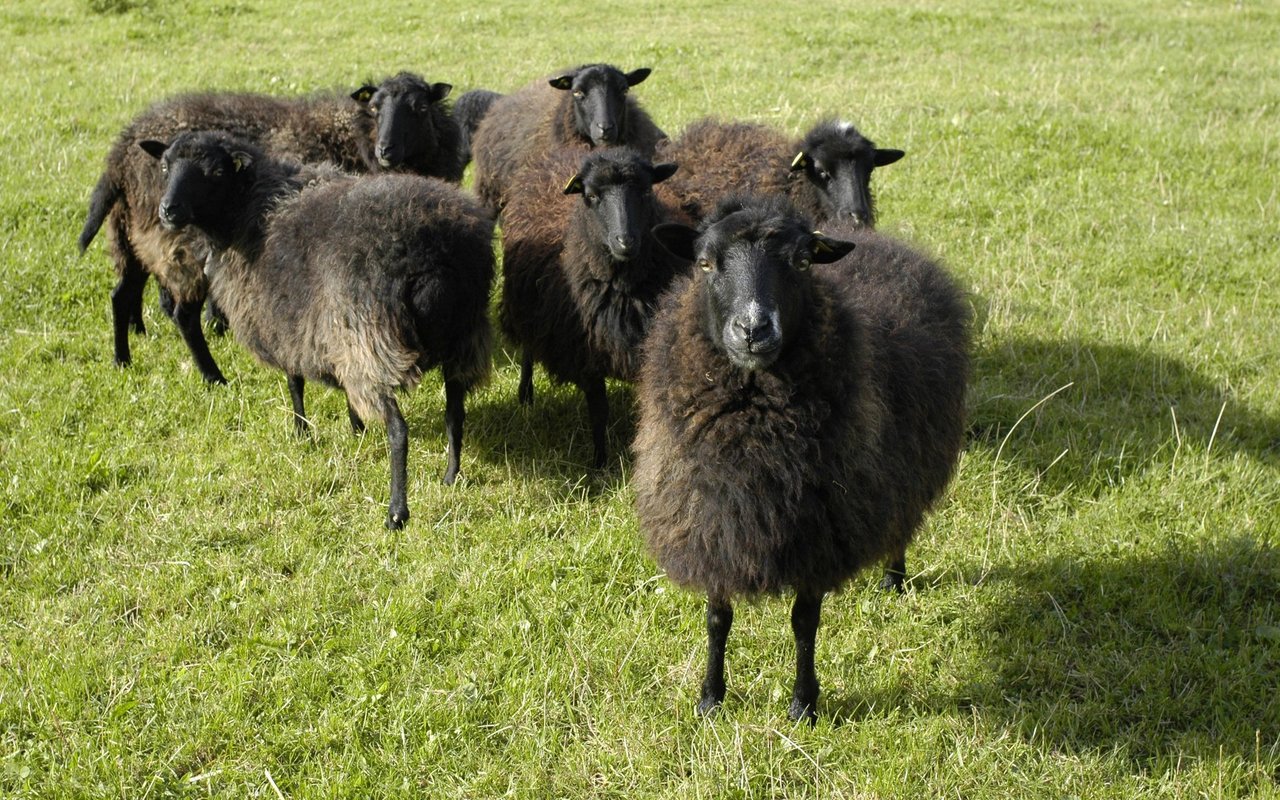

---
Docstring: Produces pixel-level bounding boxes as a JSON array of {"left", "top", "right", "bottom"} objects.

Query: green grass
[{"left": 2, "top": 0, "right": 1278, "bottom": 796}]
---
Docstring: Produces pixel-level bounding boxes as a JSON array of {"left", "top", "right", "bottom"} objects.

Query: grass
[{"left": 2, "top": 0, "right": 1278, "bottom": 796}]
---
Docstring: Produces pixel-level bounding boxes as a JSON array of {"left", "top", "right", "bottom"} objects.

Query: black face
[
  {"left": 549, "top": 65, "right": 650, "bottom": 147},
  {"left": 654, "top": 201, "right": 854, "bottom": 371},
  {"left": 791, "top": 121, "right": 905, "bottom": 226},
  {"left": 139, "top": 132, "right": 253, "bottom": 233},
  {"left": 564, "top": 151, "right": 676, "bottom": 265},
  {"left": 353, "top": 74, "right": 451, "bottom": 169}
]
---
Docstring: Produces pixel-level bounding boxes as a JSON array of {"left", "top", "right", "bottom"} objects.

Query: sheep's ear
[
  {"left": 650, "top": 162, "right": 678, "bottom": 185},
  {"left": 874, "top": 148, "right": 905, "bottom": 167},
  {"left": 563, "top": 173, "right": 585, "bottom": 195},
  {"left": 625, "top": 68, "right": 651, "bottom": 87},
  {"left": 548, "top": 74, "right": 575, "bottom": 91},
  {"left": 351, "top": 85, "right": 377, "bottom": 104},
  {"left": 230, "top": 151, "right": 254, "bottom": 173},
  {"left": 428, "top": 83, "right": 453, "bottom": 102},
  {"left": 139, "top": 140, "right": 169, "bottom": 160},
  {"left": 652, "top": 223, "right": 699, "bottom": 261},
  {"left": 811, "top": 231, "right": 856, "bottom": 263},
  {"left": 789, "top": 151, "right": 811, "bottom": 172}
]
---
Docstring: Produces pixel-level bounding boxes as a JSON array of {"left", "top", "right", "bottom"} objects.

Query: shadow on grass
[
  {"left": 831, "top": 540, "right": 1279, "bottom": 769},
  {"left": 969, "top": 539, "right": 1280, "bottom": 765},
  {"left": 968, "top": 335, "right": 1280, "bottom": 494}
]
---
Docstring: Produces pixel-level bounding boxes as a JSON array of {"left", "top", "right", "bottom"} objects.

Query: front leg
[
  {"left": 383, "top": 395, "right": 410, "bottom": 530},
  {"left": 788, "top": 590, "right": 824, "bottom": 724},
  {"left": 581, "top": 375, "right": 609, "bottom": 469},
  {"left": 442, "top": 378, "right": 466, "bottom": 485},
  {"left": 698, "top": 595, "right": 733, "bottom": 716},
  {"left": 288, "top": 375, "right": 309, "bottom": 437},
  {"left": 172, "top": 299, "right": 227, "bottom": 385}
]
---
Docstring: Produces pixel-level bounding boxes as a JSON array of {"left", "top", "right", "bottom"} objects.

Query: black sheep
[
  {"left": 635, "top": 196, "right": 969, "bottom": 722},
  {"left": 499, "top": 147, "right": 682, "bottom": 468},
  {"left": 656, "top": 118, "right": 904, "bottom": 226},
  {"left": 452, "top": 88, "right": 504, "bottom": 168},
  {"left": 79, "top": 72, "right": 464, "bottom": 384},
  {"left": 470, "top": 64, "right": 665, "bottom": 213},
  {"left": 141, "top": 130, "right": 494, "bottom": 530}
]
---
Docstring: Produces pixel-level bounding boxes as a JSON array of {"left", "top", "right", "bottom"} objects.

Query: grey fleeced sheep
[
  {"left": 499, "top": 147, "right": 683, "bottom": 469},
  {"left": 655, "top": 118, "right": 904, "bottom": 227},
  {"left": 141, "top": 130, "right": 494, "bottom": 530},
  {"left": 469, "top": 64, "right": 665, "bottom": 213},
  {"left": 79, "top": 73, "right": 464, "bottom": 384},
  {"left": 635, "top": 195, "right": 969, "bottom": 722}
]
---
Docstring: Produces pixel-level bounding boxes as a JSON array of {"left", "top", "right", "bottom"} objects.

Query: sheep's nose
[
  {"left": 158, "top": 202, "right": 182, "bottom": 227},
  {"left": 594, "top": 123, "right": 617, "bottom": 142},
  {"left": 734, "top": 315, "right": 778, "bottom": 351},
  {"left": 376, "top": 144, "right": 397, "bottom": 164},
  {"left": 839, "top": 208, "right": 869, "bottom": 225},
  {"left": 615, "top": 234, "right": 634, "bottom": 253}
]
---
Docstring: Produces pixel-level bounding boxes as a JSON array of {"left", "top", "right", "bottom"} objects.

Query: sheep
[
  {"left": 139, "top": 130, "right": 494, "bottom": 530},
  {"left": 469, "top": 64, "right": 666, "bottom": 213},
  {"left": 79, "top": 72, "right": 464, "bottom": 384},
  {"left": 499, "top": 146, "right": 682, "bottom": 469},
  {"left": 634, "top": 195, "right": 970, "bottom": 722},
  {"left": 452, "top": 88, "right": 504, "bottom": 168},
  {"left": 655, "top": 118, "right": 904, "bottom": 227}
]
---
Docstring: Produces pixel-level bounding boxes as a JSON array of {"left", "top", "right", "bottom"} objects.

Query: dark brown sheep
[
  {"left": 655, "top": 118, "right": 904, "bottom": 227},
  {"left": 141, "top": 131, "right": 494, "bottom": 530},
  {"left": 79, "top": 72, "right": 464, "bottom": 384},
  {"left": 452, "top": 88, "right": 504, "bottom": 168},
  {"left": 499, "top": 147, "right": 682, "bottom": 469},
  {"left": 635, "top": 195, "right": 969, "bottom": 722},
  {"left": 469, "top": 64, "right": 665, "bottom": 213}
]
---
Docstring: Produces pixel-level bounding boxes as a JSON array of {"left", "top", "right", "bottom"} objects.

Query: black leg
[
  {"left": 581, "top": 375, "right": 608, "bottom": 469},
  {"left": 287, "top": 375, "right": 309, "bottom": 437},
  {"left": 205, "top": 298, "right": 229, "bottom": 336},
  {"left": 346, "top": 399, "right": 365, "bottom": 435},
  {"left": 384, "top": 395, "right": 410, "bottom": 530},
  {"left": 517, "top": 349, "right": 535, "bottom": 406},
  {"left": 698, "top": 596, "right": 733, "bottom": 716},
  {"left": 128, "top": 273, "right": 147, "bottom": 335},
  {"left": 172, "top": 299, "right": 227, "bottom": 385},
  {"left": 880, "top": 549, "right": 907, "bottom": 593},
  {"left": 788, "top": 590, "right": 823, "bottom": 724},
  {"left": 157, "top": 285, "right": 176, "bottom": 320},
  {"left": 110, "top": 265, "right": 148, "bottom": 366},
  {"left": 442, "top": 378, "right": 466, "bottom": 485}
]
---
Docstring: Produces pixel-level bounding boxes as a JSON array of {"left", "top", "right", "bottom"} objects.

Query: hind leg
[
  {"left": 346, "top": 399, "right": 365, "bottom": 435},
  {"left": 383, "top": 395, "right": 410, "bottom": 530},
  {"left": 880, "top": 547, "right": 907, "bottom": 593},
  {"left": 110, "top": 264, "right": 148, "bottom": 367},
  {"left": 442, "top": 378, "right": 466, "bottom": 485},
  {"left": 287, "top": 375, "right": 309, "bottom": 437},
  {"left": 517, "top": 349, "right": 535, "bottom": 406}
]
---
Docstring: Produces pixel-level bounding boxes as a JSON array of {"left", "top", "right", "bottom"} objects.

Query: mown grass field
[{"left": 2, "top": 0, "right": 1278, "bottom": 797}]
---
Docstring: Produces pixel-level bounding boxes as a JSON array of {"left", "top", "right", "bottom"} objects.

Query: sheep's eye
[
  {"left": 795, "top": 255, "right": 812, "bottom": 272},
  {"left": 159, "top": 161, "right": 169, "bottom": 175},
  {"left": 584, "top": 192, "right": 599, "bottom": 205},
  {"left": 816, "top": 169, "right": 831, "bottom": 181},
  {"left": 573, "top": 90, "right": 585, "bottom": 99},
  {"left": 209, "top": 165, "right": 224, "bottom": 177},
  {"left": 697, "top": 258, "right": 713, "bottom": 273}
]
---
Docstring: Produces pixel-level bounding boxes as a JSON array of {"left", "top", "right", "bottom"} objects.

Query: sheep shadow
[
  {"left": 968, "top": 335, "right": 1279, "bottom": 494},
  {"left": 961, "top": 539, "right": 1280, "bottom": 767},
  {"left": 461, "top": 362, "right": 639, "bottom": 494}
]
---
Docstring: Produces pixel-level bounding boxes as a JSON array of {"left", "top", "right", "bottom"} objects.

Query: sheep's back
[{"left": 655, "top": 119, "right": 792, "bottom": 222}]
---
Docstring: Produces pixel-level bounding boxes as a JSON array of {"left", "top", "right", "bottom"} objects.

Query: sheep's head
[
  {"left": 789, "top": 120, "right": 904, "bottom": 227},
  {"left": 549, "top": 64, "right": 651, "bottom": 147},
  {"left": 139, "top": 131, "right": 257, "bottom": 235},
  {"left": 563, "top": 149, "right": 676, "bottom": 269},
  {"left": 654, "top": 196, "right": 854, "bottom": 372},
  {"left": 352, "top": 72, "right": 452, "bottom": 170}
]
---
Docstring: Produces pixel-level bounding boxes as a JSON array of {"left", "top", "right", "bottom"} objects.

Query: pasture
[{"left": 1, "top": 0, "right": 1277, "bottom": 796}]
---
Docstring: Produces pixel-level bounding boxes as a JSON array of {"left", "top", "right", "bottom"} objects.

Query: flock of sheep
[{"left": 78, "top": 64, "right": 971, "bottom": 723}]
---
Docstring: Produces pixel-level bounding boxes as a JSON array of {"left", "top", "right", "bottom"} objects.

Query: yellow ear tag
[
  {"left": 791, "top": 151, "right": 809, "bottom": 169},
  {"left": 812, "top": 232, "right": 832, "bottom": 253},
  {"left": 563, "top": 175, "right": 583, "bottom": 194}
]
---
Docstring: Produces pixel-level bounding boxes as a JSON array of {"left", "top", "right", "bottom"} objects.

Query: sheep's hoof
[
  {"left": 202, "top": 372, "right": 229, "bottom": 386},
  {"left": 787, "top": 698, "right": 817, "bottom": 726},
  {"left": 696, "top": 695, "right": 723, "bottom": 717},
  {"left": 114, "top": 356, "right": 132, "bottom": 368},
  {"left": 386, "top": 508, "right": 409, "bottom": 530},
  {"left": 879, "top": 570, "right": 905, "bottom": 593}
]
